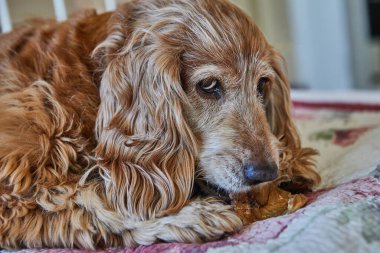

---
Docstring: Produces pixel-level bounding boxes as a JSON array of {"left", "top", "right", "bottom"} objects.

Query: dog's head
[{"left": 94, "top": 0, "right": 300, "bottom": 218}]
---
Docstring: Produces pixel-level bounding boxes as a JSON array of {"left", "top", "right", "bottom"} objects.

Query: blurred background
[{"left": 1, "top": 0, "right": 379, "bottom": 91}]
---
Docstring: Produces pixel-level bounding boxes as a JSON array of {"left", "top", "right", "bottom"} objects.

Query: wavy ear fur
[
  {"left": 93, "top": 3, "right": 197, "bottom": 220},
  {"left": 267, "top": 49, "right": 321, "bottom": 189}
]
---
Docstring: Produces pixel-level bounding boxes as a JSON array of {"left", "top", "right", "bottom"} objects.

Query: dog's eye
[
  {"left": 197, "top": 78, "right": 222, "bottom": 99},
  {"left": 257, "top": 77, "right": 269, "bottom": 96}
]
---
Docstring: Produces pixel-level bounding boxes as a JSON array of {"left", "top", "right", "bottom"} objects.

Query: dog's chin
[{"left": 194, "top": 179, "right": 253, "bottom": 201}]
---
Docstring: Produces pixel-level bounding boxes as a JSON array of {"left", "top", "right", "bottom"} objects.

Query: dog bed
[{"left": 3, "top": 90, "right": 380, "bottom": 253}]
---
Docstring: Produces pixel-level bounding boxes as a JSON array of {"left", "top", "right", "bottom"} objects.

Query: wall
[
  {"left": 232, "top": 0, "right": 297, "bottom": 86},
  {"left": 6, "top": 0, "right": 55, "bottom": 27},
  {"left": 2, "top": 0, "right": 375, "bottom": 90}
]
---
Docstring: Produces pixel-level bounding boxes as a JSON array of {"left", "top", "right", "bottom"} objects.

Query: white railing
[
  {"left": 0, "top": 0, "right": 12, "bottom": 32},
  {"left": 53, "top": 0, "right": 68, "bottom": 21},
  {"left": 0, "top": 0, "right": 117, "bottom": 33}
]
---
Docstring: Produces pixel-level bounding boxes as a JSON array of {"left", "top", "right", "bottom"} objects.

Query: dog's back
[{"left": 0, "top": 10, "right": 111, "bottom": 248}]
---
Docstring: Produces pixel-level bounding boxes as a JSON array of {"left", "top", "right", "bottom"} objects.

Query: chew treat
[{"left": 231, "top": 179, "right": 308, "bottom": 225}]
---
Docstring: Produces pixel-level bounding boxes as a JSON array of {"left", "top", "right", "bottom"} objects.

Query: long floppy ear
[
  {"left": 267, "top": 49, "right": 321, "bottom": 190},
  {"left": 92, "top": 6, "right": 197, "bottom": 220}
]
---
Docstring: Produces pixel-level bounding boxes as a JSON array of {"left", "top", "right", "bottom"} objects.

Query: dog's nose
[{"left": 243, "top": 162, "right": 278, "bottom": 185}]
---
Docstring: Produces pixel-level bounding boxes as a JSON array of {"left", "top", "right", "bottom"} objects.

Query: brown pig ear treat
[{"left": 231, "top": 179, "right": 309, "bottom": 225}]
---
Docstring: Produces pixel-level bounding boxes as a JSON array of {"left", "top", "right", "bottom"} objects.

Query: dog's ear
[
  {"left": 266, "top": 50, "right": 299, "bottom": 149},
  {"left": 266, "top": 49, "right": 321, "bottom": 189},
  {"left": 92, "top": 8, "right": 197, "bottom": 220}
]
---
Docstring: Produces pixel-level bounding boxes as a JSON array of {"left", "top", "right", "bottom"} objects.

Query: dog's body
[{"left": 0, "top": 0, "right": 320, "bottom": 249}]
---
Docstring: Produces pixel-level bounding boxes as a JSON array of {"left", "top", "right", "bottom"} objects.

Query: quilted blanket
[{"left": 3, "top": 92, "right": 380, "bottom": 253}]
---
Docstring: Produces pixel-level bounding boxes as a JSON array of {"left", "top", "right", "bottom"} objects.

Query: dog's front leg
[{"left": 122, "top": 198, "right": 242, "bottom": 246}]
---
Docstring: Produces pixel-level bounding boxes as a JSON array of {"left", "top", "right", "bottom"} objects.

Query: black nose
[{"left": 243, "top": 163, "right": 278, "bottom": 185}]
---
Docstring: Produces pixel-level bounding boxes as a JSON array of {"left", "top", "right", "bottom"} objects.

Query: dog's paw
[{"left": 156, "top": 198, "right": 243, "bottom": 243}]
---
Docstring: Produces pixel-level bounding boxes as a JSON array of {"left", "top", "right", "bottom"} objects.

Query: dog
[{"left": 0, "top": 0, "right": 320, "bottom": 249}]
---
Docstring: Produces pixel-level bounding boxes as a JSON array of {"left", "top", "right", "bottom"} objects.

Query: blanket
[{"left": 3, "top": 93, "right": 380, "bottom": 253}]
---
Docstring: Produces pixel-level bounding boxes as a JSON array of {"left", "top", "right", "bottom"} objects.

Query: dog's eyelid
[
  {"left": 196, "top": 78, "right": 223, "bottom": 99},
  {"left": 255, "top": 77, "right": 273, "bottom": 101},
  {"left": 202, "top": 80, "right": 218, "bottom": 90},
  {"left": 256, "top": 77, "right": 270, "bottom": 94}
]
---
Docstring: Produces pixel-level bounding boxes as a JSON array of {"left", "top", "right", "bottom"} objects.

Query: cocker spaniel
[{"left": 0, "top": 0, "right": 320, "bottom": 249}]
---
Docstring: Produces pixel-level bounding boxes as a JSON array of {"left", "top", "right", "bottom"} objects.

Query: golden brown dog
[{"left": 0, "top": 0, "right": 320, "bottom": 249}]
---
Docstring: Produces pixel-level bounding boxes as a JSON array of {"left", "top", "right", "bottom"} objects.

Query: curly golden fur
[{"left": 0, "top": 0, "right": 320, "bottom": 249}]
